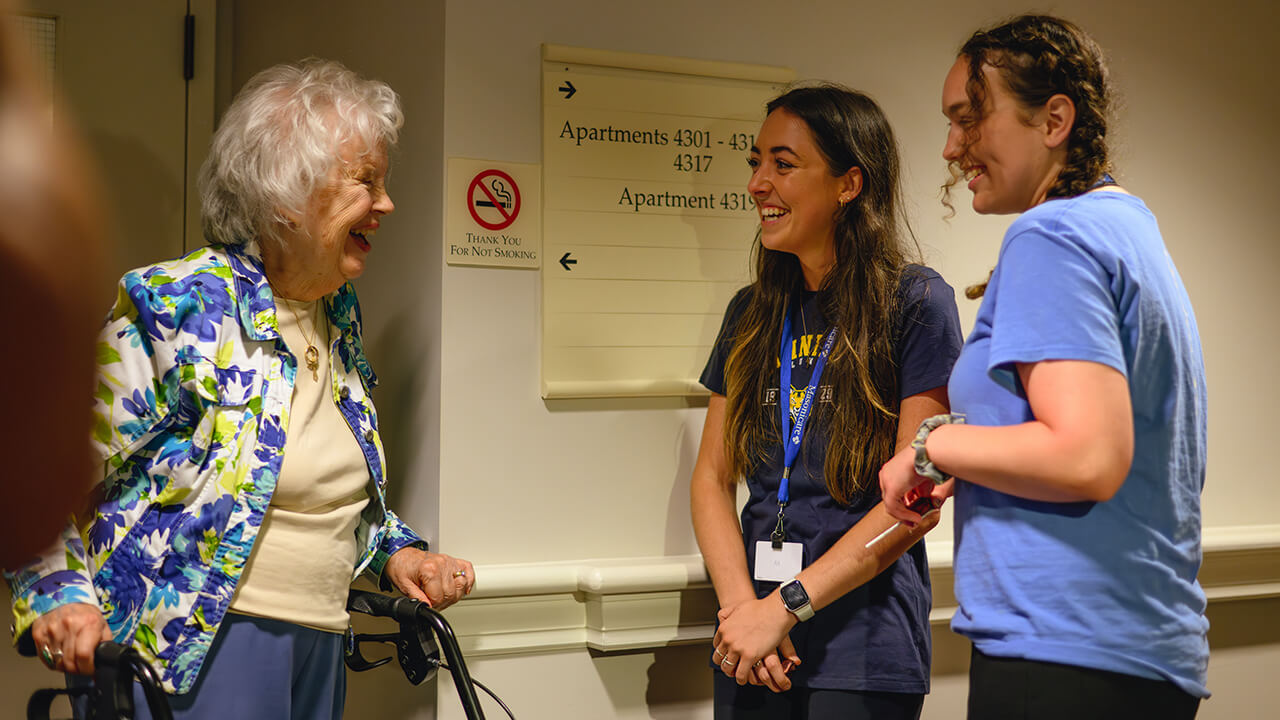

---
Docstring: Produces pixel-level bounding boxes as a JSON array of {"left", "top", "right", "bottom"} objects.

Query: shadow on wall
[
  {"left": 343, "top": 580, "right": 439, "bottom": 720},
  {"left": 1206, "top": 596, "right": 1280, "bottom": 650},
  {"left": 543, "top": 396, "right": 704, "bottom": 413},
  {"left": 87, "top": 131, "right": 184, "bottom": 302},
  {"left": 540, "top": 393, "right": 709, "bottom": 556},
  {"left": 663, "top": 414, "right": 705, "bottom": 557},
  {"left": 930, "top": 621, "right": 972, "bottom": 677},
  {"left": 346, "top": 663, "right": 436, "bottom": 720},
  {"left": 644, "top": 644, "right": 717, "bottom": 718},
  {"left": 363, "top": 304, "right": 432, "bottom": 516},
  {"left": 0, "top": 586, "right": 66, "bottom": 720}
]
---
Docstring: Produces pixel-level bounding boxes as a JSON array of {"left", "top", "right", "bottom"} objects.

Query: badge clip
[{"left": 771, "top": 504, "right": 787, "bottom": 550}]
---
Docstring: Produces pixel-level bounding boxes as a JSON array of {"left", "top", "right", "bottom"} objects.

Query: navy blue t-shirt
[{"left": 699, "top": 264, "right": 963, "bottom": 693}]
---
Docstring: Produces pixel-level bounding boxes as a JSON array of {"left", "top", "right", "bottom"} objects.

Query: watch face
[{"left": 781, "top": 580, "right": 809, "bottom": 610}]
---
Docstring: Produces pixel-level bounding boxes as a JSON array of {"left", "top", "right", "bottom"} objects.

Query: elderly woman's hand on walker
[
  {"left": 29, "top": 603, "right": 111, "bottom": 676},
  {"left": 383, "top": 548, "right": 476, "bottom": 610}
]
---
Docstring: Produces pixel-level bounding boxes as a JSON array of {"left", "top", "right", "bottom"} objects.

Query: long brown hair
[
  {"left": 944, "top": 15, "right": 1116, "bottom": 298},
  {"left": 722, "top": 85, "right": 918, "bottom": 505}
]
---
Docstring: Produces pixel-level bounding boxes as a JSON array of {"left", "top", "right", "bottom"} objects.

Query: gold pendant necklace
[
  {"left": 273, "top": 288, "right": 324, "bottom": 382},
  {"left": 304, "top": 343, "right": 320, "bottom": 381}
]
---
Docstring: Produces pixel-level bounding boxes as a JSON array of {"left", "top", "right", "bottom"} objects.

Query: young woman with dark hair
[
  {"left": 692, "top": 84, "right": 963, "bottom": 720},
  {"left": 880, "top": 15, "right": 1209, "bottom": 719}
]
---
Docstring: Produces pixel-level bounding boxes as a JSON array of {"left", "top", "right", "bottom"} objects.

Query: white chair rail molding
[{"left": 444, "top": 524, "right": 1280, "bottom": 658}]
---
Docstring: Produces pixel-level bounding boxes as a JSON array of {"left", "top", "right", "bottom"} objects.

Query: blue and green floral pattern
[{"left": 5, "top": 242, "right": 425, "bottom": 693}]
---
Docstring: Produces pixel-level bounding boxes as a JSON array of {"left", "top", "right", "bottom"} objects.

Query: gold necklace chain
[{"left": 272, "top": 286, "right": 324, "bottom": 382}]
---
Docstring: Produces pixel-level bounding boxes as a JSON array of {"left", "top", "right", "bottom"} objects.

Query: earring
[{"left": 838, "top": 191, "right": 854, "bottom": 207}]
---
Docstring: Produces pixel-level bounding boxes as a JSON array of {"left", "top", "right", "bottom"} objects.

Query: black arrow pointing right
[
  {"left": 558, "top": 80, "right": 577, "bottom": 99},
  {"left": 559, "top": 252, "right": 578, "bottom": 270}
]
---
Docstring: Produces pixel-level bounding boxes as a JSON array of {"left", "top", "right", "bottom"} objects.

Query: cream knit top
[{"left": 229, "top": 295, "right": 370, "bottom": 632}]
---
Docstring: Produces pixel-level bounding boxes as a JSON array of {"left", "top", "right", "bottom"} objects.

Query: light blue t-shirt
[{"left": 948, "top": 190, "right": 1210, "bottom": 697}]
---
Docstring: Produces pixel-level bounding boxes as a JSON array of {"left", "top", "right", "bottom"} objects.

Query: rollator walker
[{"left": 25, "top": 589, "right": 508, "bottom": 720}]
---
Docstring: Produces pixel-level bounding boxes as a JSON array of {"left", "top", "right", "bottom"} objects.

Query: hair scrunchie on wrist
[{"left": 912, "top": 413, "right": 965, "bottom": 483}]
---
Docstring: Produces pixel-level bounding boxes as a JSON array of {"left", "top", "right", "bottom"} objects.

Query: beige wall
[
  {"left": 432, "top": 1, "right": 1280, "bottom": 718},
  {"left": 452, "top": 0, "right": 1280, "bottom": 542},
  {"left": 4, "top": 1, "right": 1279, "bottom": 719},
  {"left": 434, "top": 0, "right": 1280, "bottom": 564}
]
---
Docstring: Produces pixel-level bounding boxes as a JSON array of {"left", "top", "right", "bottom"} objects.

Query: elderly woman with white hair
[{"left": 4, "top": 58, "right": 472, "bottom": 719}]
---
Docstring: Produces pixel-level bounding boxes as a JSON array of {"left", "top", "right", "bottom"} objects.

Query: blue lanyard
[{"left": 777, "top": 302, "right": 837, "bottom": 507}]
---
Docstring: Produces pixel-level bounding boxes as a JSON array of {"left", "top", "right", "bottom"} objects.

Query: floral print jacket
[{"left": 5, "top": 242, "right": 425, "bottom": 693}]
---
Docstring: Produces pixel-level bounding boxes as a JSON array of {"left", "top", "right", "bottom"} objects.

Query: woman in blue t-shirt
[
  {"left": 692, "top": 84, "right": 963, "bottom": 719},
  {"left": 880, "top": 15, "right": 1209, "bottom": 719}
]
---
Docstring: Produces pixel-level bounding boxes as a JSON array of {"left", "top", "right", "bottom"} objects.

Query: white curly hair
[{"left": 198, "top": 58, "right": 403, "bottom": 248}]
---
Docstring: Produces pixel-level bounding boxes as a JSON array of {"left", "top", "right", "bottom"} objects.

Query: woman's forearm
[
  {"left": 926, "top": 422, "right": 1122, "bottom": 502},
  {"left": 794, "top": 387, "right": 949, "bottom": 613},
  {"left": 690, "top": 395, "right": 756, "bottom": 608},
  {"left": 691, "top": 470, "right": 756, "bottom": 608},
  {"left": 926, "top": 360, "right": 1133, "bottom": 503},
  {"left": 793, "top": 500, "right": 941, "bottom": 613}
]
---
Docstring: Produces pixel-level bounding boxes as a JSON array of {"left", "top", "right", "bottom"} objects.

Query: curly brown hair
[{"left": 943, "top": 15, "right": 1115, "bottom": 298}]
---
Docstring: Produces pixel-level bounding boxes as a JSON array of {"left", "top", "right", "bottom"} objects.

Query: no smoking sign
[{"left": 446, "top": 158, "right": 541, "bottom": 269}]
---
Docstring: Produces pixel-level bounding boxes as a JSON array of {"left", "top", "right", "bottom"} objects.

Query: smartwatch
[{"left": 780, "top": 577, "right": 813, "bottom": 622}]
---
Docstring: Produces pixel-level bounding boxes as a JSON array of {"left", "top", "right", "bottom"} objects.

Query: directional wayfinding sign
[
  {"left": 540, "top": 45, "right": 791, "bottom": 398},
  {"left": 446, "top": 158, "right": 541, "bottom": 269}
]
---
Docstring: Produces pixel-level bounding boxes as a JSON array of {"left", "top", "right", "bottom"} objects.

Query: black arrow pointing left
[
  {"left": 558, "top": 81, "right": 577, "bottom": 99},
  {"left": 559, "top": 252, "right": 578, "bottom": 270}
]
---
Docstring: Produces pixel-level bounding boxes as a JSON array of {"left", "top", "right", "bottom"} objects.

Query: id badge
[{"left": 753, "top": 540, "right": 803, "bottom": 582}]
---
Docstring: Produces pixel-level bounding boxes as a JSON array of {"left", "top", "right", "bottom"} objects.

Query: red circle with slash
[{"left": 467, "top": 169, "right": 521, "bottom": 231}]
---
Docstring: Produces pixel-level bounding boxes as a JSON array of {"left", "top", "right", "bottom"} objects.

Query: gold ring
[
  {"left": 452, "top": 570, "right": 467, "bottom": 578},
  {"left": 753, "top": 660, "right": 762, "bottom": 668}
]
